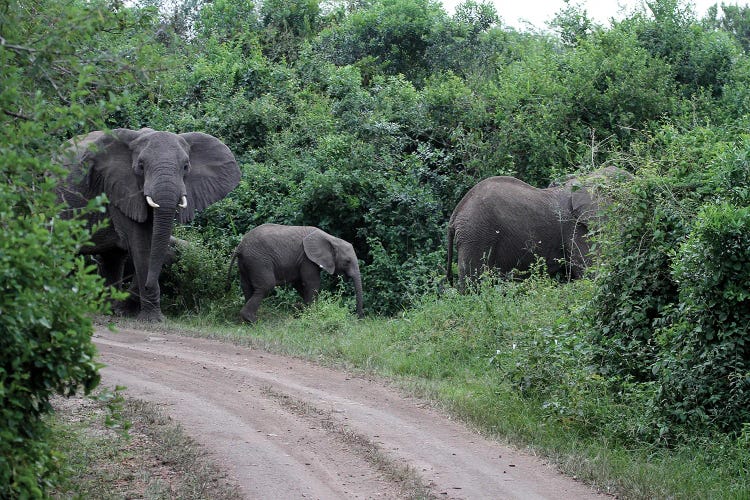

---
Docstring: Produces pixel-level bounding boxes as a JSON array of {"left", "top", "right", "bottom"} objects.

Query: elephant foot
[
  {"left": 137, "top": 309, "right": 165, "bottom": 323},
  {"left": 240, "top": 314, "right": 257, "bottom": 324},
  {"left": 239, "top": 309, "right": 257, "bottom": 324},
  {"left": 112, "top": 298, "right": 140, "bottom": 317}
]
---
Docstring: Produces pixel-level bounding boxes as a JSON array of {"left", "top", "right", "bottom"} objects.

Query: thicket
[
  {"left": 0, "top": 1, "right": 158, "bottom": 495},
  {"left": 3, "top": 0, "right": 750, "bottom": 494},
  {"left": 592, "top": 126, "right": 750, "bottom": 440},
  {"left": 118, "top": 0, "right": 744, "bottom": 313}
]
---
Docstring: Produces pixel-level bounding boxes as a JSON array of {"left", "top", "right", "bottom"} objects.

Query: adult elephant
[
  {"left": 57, "top": 127, "right": 240, "bottom": 321},
  {"left": 229, "top": 224, "right": 364, "bottom": 323},
  {"left": 446, "top": 166, "right": 632, "bottom": 290}
]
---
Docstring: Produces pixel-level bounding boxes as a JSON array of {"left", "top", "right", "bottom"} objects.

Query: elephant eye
[
  {"left": 135, "top": 159, "right": 145, "bottom": 174},
  {"left": 183, "top": 162, "right": 190, "bottom": 172}
]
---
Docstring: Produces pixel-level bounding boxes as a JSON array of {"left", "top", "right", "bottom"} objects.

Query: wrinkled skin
[
  {"left": 229, "top": 224, "right": 364, "bottom": 323},
  {"left": 446, "top": 166, "right": 632, "bottom": 290},
  {"left": 57, "top": 128, "right": 240, "bottom": 321}
]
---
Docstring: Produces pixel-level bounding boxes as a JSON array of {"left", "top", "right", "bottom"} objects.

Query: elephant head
[
  {"left": 60, "top": 127, "right": 240, "bottom": 321},
  {"left": 303, "top": 229, "right": 364, "bottom": 318},
  {"left": 75, "top": 128, "right": 240, "bottom": 222},
  {"left": 559, "top": 166, "right": 634, "bottom": 226}
]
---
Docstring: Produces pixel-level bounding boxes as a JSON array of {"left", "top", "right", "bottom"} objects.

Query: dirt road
[{"left": 94, "top": 326, "right": 606, "bottom": 499}]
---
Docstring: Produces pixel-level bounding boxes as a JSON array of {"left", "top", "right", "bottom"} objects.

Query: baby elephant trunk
[{"left": 350, "top": 267, "right": 364, "bottom": 319}]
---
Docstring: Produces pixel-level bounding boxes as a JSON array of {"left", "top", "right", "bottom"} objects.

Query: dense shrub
[
  {"left": 314, "top": 0, "right": 446, "bottom": 83},
  {"left": 589, "top": 127, "right": 736, "bottom": 378},
  {"left": 0, "top": 171, "right": 110, "bottom": 495},
  {"left": 588, "top": 169, "right": 685, "bottom": 380},
  {"left": 0, "top": 0, "right": 146, "bottom": 493},
  {"left": 589, "top": 129, "right": 750, "bottom": 439},
  {"left": 160, "top": 232, "right": 236, "bottom": 315},
  {"left": 656, "top": 203, "right": 750, "bottom": 432}
]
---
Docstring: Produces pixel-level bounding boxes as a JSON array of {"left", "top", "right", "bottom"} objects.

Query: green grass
[{"left": 162, "top": 275, "right": 750, "bottom": 499}]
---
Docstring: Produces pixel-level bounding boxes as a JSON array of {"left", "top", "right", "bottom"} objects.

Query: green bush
[
  {"left": 656, "top": 203, "right": 750, "bottom": 433},
  {"left": 0, "top": 1, "right": 158, "bottom": 493},
  {"left": 588, "top": 169, "right": 684, "bottom": 380},
  {"left": 363, "top": 239, "right": 443, "bottom": 316},
  {"left": 0, "top": 170, "right": 111, "bottom": 496},
  {"left": 589, "top": 128, "right": 750, "bottom": 441},
  {"left": 160, "top": 232, "right": 236, "bottom": 316}
]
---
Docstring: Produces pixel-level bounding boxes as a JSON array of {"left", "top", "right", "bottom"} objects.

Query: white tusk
[
  {"left": 146, "top": 195, "right": 160, "bottom": 208},
  {"left": 178, "top": 195, "right": 188, "bottom": 208}
]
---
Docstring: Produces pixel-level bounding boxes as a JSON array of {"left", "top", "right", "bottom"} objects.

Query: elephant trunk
[
  {"left": 142, "top": 207, "right": 176, "bottom": 319},
  {"left": 351, "top": 269, "right": 364, "bottom": 319},
  {"left": 147, "top": 208, "right": 176, "bottom": 288},
  {"left": 446, "top": 222, "right": 455, "bottom": 286}
]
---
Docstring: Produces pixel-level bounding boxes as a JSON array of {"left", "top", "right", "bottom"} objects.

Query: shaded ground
[{"left": 94, "top": 325, "right": 607, "bottom": 499}]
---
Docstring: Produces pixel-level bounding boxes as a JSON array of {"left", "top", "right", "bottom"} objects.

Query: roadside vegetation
[
  {"left": 2, "top": 0, "right": 749, "bottom": 497},
  {"left": 48, "top": 390, "right": 241, "bottom": 499}
]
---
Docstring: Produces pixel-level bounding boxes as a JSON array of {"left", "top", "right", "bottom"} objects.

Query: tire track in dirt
[{"left": 94, "top": 326, "right": 607, "bottom": 499}]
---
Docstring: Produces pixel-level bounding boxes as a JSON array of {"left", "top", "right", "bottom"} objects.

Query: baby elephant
[{"left": 229, "top": 224, "right": 364, "bottom": 323}]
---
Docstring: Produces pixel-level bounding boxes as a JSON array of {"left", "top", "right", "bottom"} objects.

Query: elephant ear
[
  {"left": 302, "top": 229, "right": 336, "bottom": 275},
  {"left": 569, "top": 183, "right": 596, "bottom": 225},
  {"left": 86, "top": 128, "right": 154, "bottom": 223},
  {"left": 178, "top": 132, "right": 240, "bottom": 223}
]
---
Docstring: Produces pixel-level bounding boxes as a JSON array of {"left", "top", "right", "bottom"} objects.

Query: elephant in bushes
[
  {"left": 229, "top": 224, "right": 364, "bottom": 323},
  {"left": 446, "top": 166, "right": 632, "bottom": 290},
  {"left": 57, "top": 128, "right": 240, "bottom": 322}
]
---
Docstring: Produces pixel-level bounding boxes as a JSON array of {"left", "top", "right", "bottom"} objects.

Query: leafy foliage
[
  {"left": 0, "top": 0, "right": 155, "bottom": 494},
  {"left": 657, "top": 202, "right": 750, "bottom": 432},
  {"left": 589, "top": 127, "right": 750, "bottom": 439},
  {"left": 6, "top": 0, "right": 750, "bottom": 491}
]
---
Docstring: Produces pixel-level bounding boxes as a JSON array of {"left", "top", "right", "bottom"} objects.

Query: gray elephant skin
[
  {"left": 57, "top": 127, "right": 241, "bottom": 322},
  {"left": 446, "top": 166, "right": 632, "bottom": 290},
  {"left": 229, "top": 224, "right": 364, "bottom": 323}
]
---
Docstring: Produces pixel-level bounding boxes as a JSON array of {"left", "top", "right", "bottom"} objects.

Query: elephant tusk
[
  {"left": 178, "top": 195, "right": 188, "bottom": 209},
  {"left": 146, "top": 195, "right": 160, "bottom": 208}
]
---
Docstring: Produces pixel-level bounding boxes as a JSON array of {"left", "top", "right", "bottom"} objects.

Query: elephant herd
[{"left": 57, "top": 127, "right": 633, "bottom": 323}]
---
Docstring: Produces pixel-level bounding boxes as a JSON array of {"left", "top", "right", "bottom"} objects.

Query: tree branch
[
  {"left": 0, "top": 36, "right": 37, "bottom": 53},
  {"left": 3, "top": 109, "right": 32, "bottom": 120}
]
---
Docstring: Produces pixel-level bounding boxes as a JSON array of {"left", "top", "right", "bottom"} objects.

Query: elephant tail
[
  {"left": 225, "top": 250, "right": 238, "bottom": 293},
  {"left": 446, "top": 222, "right": 455, "bottom": 287}
]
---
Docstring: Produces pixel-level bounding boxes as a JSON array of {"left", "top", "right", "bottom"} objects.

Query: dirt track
[{"left": 94, "top": 326, "right": 606, "bottom": 499}]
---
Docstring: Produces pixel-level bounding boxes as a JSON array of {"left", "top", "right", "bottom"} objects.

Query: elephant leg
[
  {"left": 113, "top": 279, "right": 142, "bottom": 317},
  {"left": 457, "top": 264, "right": 467, "bottom": 293},
  {"left": 240, "top": 286, "right": 271, "bottom": 323},
  {"left": 240, "top": 277, "right": 254, "bottom": 302},
  {"left": 97, "top": 248, "right": 128, "bottom": 287},
  {"left": 299, "top": 263, "right": 321, "bottom": 305},
  {"left": 292, "top": 281, "right": 306, "bottom": 301},
  {"left": 457, "top": 256, "right": 474, "bottom": 293},
  {"left": 114, "top": 211, "right": 164, "bottom": 322},
  {"left": 97, "top": 249, "right": 139, "bottom": 317}
]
